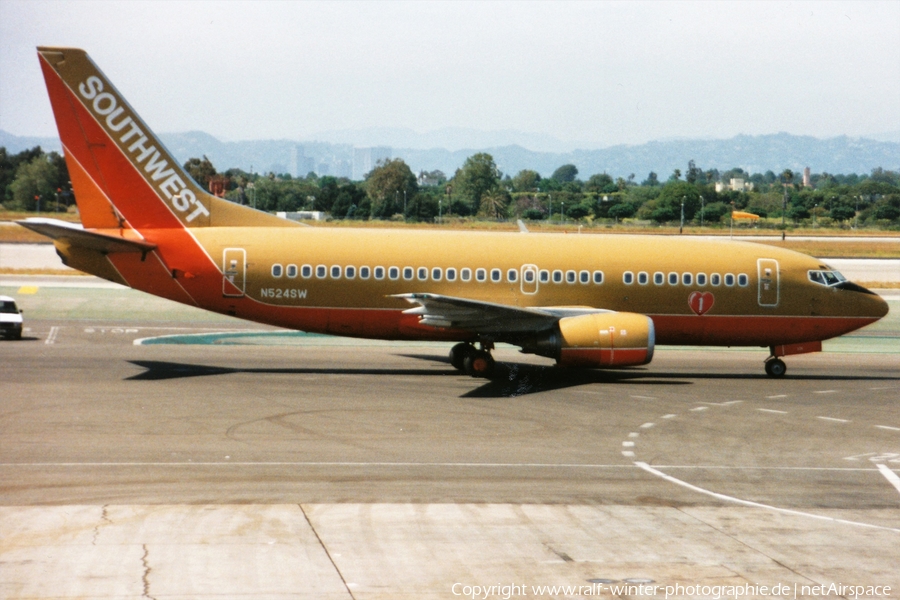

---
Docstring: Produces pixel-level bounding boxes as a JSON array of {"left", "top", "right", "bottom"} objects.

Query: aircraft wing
[
  {"left": 17, "top": 218, "right": 157, "bottom": 255},
  {"left": 393, "top": 293, "right": 610, "bottom": 334}
]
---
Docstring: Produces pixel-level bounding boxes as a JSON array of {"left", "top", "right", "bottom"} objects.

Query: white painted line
[
  {"left": 814, "top": 390, "right": 838, "bottom": 395},
  {"left": 818, "top": 416, "right": 850, "bottom": 423},
  {"left": 630, "top": 395, "right": 657, "bottom": 400},
  {"left": 699, "top": 401, "right": 743, "bottom": 406},
  {"left": 876, "top": 464, "right": 900, "bottom": 496},
  {"left": 876, "top": 425, "right": 900, "bottom": 432},
  {"left": 640, "top": 422, "right": 655, "bottom": 428},
  {"left": 45, "top": 326, "right": 59, "bottom": 345},
  {"left": 622, "top": 441, "right": 635, "bottom": 447},
  {"left": 662, "top": 414, "right": 677, "bottom": 419},
  {"left": 628, "top": 432, "right": 640, "bottom": 438},
  {"left": 635, "top": 461, "right": 900, "bottom": 533},
  {"left": 767, "top": 395, "right": 788, "bottom": 399},
  {"left": 690, "top": 406, "right": 708, "bottom": 412},
  {"left": 758, "top": 408, "right": 788, "bottom": 414},
  {"left": 622, "top": 451, "right": 635, "bottom": 458}
]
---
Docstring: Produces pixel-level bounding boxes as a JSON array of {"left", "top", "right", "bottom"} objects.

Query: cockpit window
[{"left": 808, "top": 270, "right": 847, "bottom": 287}]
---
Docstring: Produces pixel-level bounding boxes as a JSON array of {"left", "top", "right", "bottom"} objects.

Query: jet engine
[{"left": 523, "top": 312, "right": 655, "bottom": 368}]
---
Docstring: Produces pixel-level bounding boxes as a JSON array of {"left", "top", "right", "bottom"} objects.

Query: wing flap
[{"left": 393, "top": 293, "right": 611, "bottom": 334}]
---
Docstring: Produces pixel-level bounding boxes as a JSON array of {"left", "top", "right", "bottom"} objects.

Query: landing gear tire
[
  {"left": 464, "top": 351, "right": 495, "bottom": 378},
  {"left": 449, "top": 343, "right": 475, "bottom": 371},
  {"left": 765, "top": 358, "right": 786, "bottom": 378}
]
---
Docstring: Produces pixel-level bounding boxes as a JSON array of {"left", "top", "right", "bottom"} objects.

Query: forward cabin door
[
  {"left": 757, "top": 258, "right": 779, "bottom": 307},
  {"left": 223, "top": 248, "right": 246, "bottom": 297}
]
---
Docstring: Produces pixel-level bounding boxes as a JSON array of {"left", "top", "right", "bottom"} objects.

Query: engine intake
[{"left": 524, "top": 312, "right": 655, "bottom": 368}]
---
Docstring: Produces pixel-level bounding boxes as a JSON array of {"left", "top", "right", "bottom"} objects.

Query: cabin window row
[
  {"left": 622, "top": 271, "right": 749, "bottom": 287},
  {"left": 270, "top": 264, "right": 605, "bottom": 285}
]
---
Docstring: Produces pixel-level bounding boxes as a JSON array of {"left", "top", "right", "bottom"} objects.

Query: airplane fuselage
[{"left": 62, "top": 225, "right": 888, "bottom": 348}]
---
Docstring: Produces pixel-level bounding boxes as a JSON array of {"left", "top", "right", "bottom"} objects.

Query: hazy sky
[{"left": 1, "top": 0, "right": 898, "bottom": 149}]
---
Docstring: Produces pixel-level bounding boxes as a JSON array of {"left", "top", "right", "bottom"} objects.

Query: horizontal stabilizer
[{"left": 17, "top": 218, "right": 157, "bottom": 255}]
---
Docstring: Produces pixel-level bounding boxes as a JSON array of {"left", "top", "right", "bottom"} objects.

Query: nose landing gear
[
  {"left": 764, "top": 355, "right": 787, "bottom": 377},
  {"left": 449, "top": 341, "right": 496, "bottom": 378}
]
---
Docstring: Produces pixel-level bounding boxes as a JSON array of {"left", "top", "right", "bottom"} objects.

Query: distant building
[
  {"left": 417, "top": 170, "right": 446, "bottom": 187},
  {"left": 277, "top": 211, "right": 326, "bottom": 221},
  {"left": 353, "top": 147, "right": 392, "bottom": 180},
  {"left": 715, "top": 178, "right": 754, "bottom": 192},
  {"left": 291, "top": 145, "right": 315, "bottom": 178},
  {"left": 803, "top": 166, "right": 812, "bottom": 187}
]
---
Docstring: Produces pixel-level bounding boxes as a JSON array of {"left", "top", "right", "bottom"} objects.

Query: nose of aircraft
[{"left": 843, "top": 281, "right": 890, "bottom": 320}]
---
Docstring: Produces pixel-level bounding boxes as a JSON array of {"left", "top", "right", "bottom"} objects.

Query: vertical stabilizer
[{"left": 37, "top": 47, "right": 293, "bottom": 231}]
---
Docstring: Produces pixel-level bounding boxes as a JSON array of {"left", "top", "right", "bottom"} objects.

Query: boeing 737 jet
[{"left": 21, "top": 47, "right": 889, "bottom": 378}]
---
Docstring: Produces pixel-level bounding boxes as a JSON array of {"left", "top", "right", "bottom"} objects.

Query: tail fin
[{"left": 37, "top": 47, "right": 292, "bottom": 231}]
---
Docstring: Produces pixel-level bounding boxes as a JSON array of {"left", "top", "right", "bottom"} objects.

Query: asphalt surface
[{"left": 1, "top": 280, "right": 899, "bottom": 599}]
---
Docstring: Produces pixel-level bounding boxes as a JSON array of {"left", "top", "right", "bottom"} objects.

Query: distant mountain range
[{"left": 3, "top": 129, "right": 898, "bottom": 180}]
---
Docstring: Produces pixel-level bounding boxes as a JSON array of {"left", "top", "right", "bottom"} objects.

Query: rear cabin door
[
  {"left": 757, "top": 258, "right": 779, "bottom": 307},
  {"left": 223, "top": 248, "right": 246, "bottom": 297}
]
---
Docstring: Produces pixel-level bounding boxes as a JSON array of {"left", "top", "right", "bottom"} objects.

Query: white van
[{"left": 0, "top": 296, "right": 24, "bottom": 340}]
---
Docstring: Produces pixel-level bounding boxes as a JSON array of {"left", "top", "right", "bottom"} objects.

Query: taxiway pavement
[{"left": 1, "top": 281, "right": 899, "bottom": 599}]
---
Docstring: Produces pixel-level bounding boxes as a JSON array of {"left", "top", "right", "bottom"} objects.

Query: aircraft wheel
[
  {"left": 449, "top": 343, "right": 474, "bottom": 371},
  {"left": 464, "top": 351, "right": 495, "bottom": 378},
  {"left": 765, "top": 358, "right": 787, "bottom": 378}
]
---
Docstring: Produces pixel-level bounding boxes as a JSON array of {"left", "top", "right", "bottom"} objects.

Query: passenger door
[
  {"left": 223, "top": 248, "right": 246, "bottom": 297},
  {"left": 758, "top": 258, "right": 779, "bottom": 307}
]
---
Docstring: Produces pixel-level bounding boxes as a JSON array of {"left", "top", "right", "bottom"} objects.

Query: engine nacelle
[{"left": 524, "top": 312, "right": 655, "bottom": 368}]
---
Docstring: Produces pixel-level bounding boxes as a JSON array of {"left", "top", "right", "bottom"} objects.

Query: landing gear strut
[
  {"left": 449, "top": 341, "right": 495, "bottom": 378},
  {"left": 764, "top": 355, "right": 787, "bottom": 378}
]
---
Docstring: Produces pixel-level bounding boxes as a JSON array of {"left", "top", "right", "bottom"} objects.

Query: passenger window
[
  {"left": 579, "top": 270, "right": 589, "bottom": 284},
  {"left": 417, "top": 267, "right": 428, "bottom": 281},
  {"left": 490, "top": 269, "right": 502, "bottom": 282},
  {"left": 593, "top": 271, "right": 604, "bottom": 284},
  {"left": 476, "top": 268, "right": 486, "bottom": 282},
  {"left": 446, "top": 268, "right": 457, "bottom": 282},
  {"left": 507, "top": 269, "right": 518, "bottom": 282},
  {"left": 374, "top": 266, "right": 385, "bottom": 280},
  {"left": 524, "top": 270, "right": 535, "bottom": 283},
  {"left": 682, "top": 273, "right": 693, "bottom": 286},
  {"left": 725, "top": 273, "right": 735, "bottom": 286},
  {"left": 272, "top": 264, "right": 283, "bottom": 278},
  {"left": 403, "top": 267, "right": 414, "bottom": 280},
  {"left": 286, "top": 264, "right": 298, "bottom": 278},
  {"left": 696, "top": 273, "right": 707, "bottom": 286},
  {"left": 316, "top": 265, "right": 327, "bottom": 279},
  {"left": 638, "top": 271, "right": 649, "bottom": 285},
  {"left": 566, "top": 270, "right": 576, "bottom": 284},
  {"left": 331, "top": 265, "right": 342, "bottom": 279},
  {"left": 711, "top": 273, "right": 721, "bottom": 286},
  {"left": 360, "top": 266, "right": 371, "bottom": 280},
  {"left": 345, "top": 266, "right": 356, "bottom": 279},
  {"left": 432, "top": 267, "right": 442, "bottom": 281},
  {"left": 301, "top": 264, "right": 313, "bottom": 278},
  {"left": 540, "top": 270, "right": 550, "bottom": 283},
  {"left": 623, "top": 271, "right": 634, "bottom": 285},
  {"left": 461, "top": 268, "right": 472, "bottom": 282},
  {"left": 552, "top": 270, "right": 563, "bottom": 283},
  {"left": 668, "top": 272, "right": 679, "bottom": 285},
  {"left": 738, "top": 274, "right": 749, "bottom": 287},
  {"left": 654, "top": 272, "right": 664, "bottom": 285},
  {"left": 389, "top": 266, "right": 400, "bottom": 280}
]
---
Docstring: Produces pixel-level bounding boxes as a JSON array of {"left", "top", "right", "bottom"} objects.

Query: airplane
[{"left": 20, "top": 47, "right": 889, "bottom": 378}]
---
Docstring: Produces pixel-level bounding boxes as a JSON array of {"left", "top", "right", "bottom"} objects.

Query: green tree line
[{"left": 4, "top": 145, "right": 900, "bottom": 229}]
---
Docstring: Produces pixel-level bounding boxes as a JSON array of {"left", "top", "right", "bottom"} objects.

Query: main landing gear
[
  {"left": 449, "top": 342, "right": 496, "bottom": 378},
  {"left": 764, "top": 353, "right": 787, "bottom": 378}
]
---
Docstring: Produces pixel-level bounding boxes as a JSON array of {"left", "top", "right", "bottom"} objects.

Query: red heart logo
[{"left": 689, "top": 291, "right": 715, "bottom": 316}]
